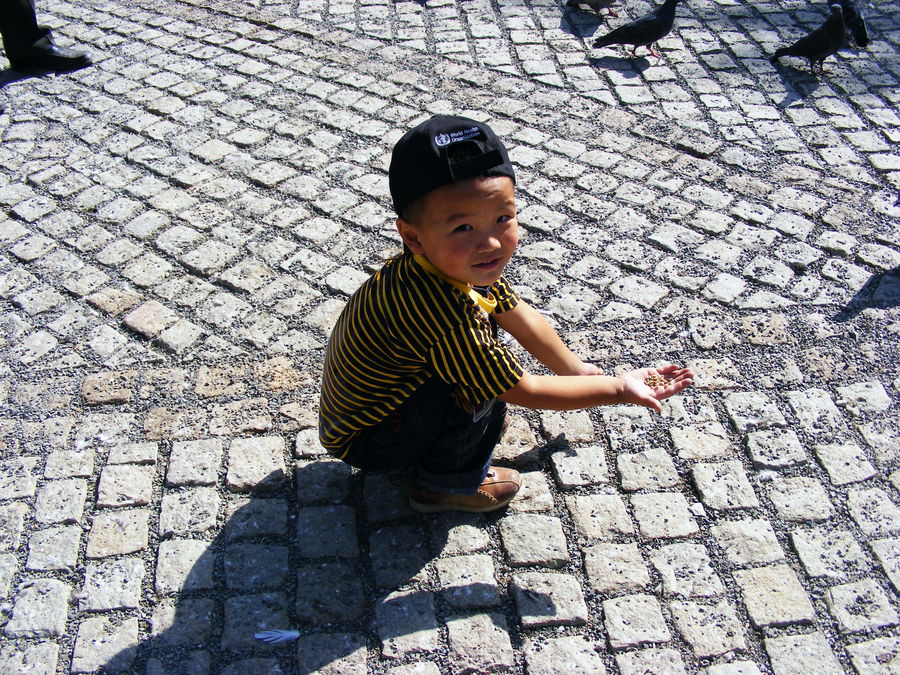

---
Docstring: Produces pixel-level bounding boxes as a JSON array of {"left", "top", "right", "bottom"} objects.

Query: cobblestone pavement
[{"left": 1, "top": 0, "right": 899, "bottom": 671}]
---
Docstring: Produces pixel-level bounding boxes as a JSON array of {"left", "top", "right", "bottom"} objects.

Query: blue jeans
[{"left": 342, "top": 377, "right": 507, "bottom": 494}]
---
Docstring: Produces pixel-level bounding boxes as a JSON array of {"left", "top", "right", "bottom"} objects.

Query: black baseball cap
[{"left": 388, "top": 115, "right": 516, "bottom": 217}]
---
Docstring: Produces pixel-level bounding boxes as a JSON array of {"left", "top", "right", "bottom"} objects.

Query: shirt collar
[{"left": 412, "top": 254, "right": 498, "bottom": 315}]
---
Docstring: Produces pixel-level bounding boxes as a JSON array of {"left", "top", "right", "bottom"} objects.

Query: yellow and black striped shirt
[{"left": 319, "top": 251, "right": 524, "bottom": 459}]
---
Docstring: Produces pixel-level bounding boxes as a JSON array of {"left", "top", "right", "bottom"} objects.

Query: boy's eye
[
  {"left": 452, "top": 224, "right": 472, "bottom": 233},
  {"left": 497, "top": 215, "right": 513, "bottom": 224}
]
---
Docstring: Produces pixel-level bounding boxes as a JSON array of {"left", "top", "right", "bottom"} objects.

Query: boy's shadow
[{"left": 100, "top": 462, "right": 555, "bottom": 672}]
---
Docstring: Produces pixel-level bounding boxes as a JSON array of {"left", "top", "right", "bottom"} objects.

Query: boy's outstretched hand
[{"left": 618, "top": 364, "right": 694, "bottom": 412}]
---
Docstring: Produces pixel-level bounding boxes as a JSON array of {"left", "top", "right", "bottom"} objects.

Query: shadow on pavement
[
  {"left": 771, "top": 63, "right": 823, "bottom": 106},
  {"left": 833, "top": 265, "right": 900, "bottom": 321}
]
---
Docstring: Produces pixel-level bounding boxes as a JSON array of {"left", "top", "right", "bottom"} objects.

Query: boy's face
[{"left": 396, "top": 176, "right": 518, "bottom": 287}]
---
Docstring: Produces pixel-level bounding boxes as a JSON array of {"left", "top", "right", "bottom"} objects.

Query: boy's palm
[{"left": 619, "top": 364, "right": 693, "bottom": 412}]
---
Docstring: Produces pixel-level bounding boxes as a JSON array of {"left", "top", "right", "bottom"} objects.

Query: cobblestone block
[
  {"left": 693, "top": 460, "right": 759, "bottom": 510},
  {"left": 34, "top": 478, "right": 87, "bottom": 524},
  {"left": 297, "top": 505, "right": 358, "bottom": 558},
  {"left": 0, "top": 456, "right": 38, "bottom": 500},
  {"left": 615, "top": 647, "right": 686, "bottom": 675},
  {"left": 618, "top": 447, "right": 680, "bottom": 491},
  {"left": 632, "top": 492, "right": 699, "bottom": 538},
  {"left": 222, "top": 592, "right": 289, "bottom": 651},
  {"left": 123, "top": 299, "right": 178, "bottom": 337},
  {"left": 432, "top": 513, "right": 491, "bottom": 556},
  {"left": 813, "top": 442, "right": 876, "bottom": 485},
  {"left": 857, "top": 419, "right": 900, "bottom": 467},
  {"left": 80, "top": 557, "right": 144, "bottom": 611},
  {"left": 524, "top": 635, "right": 607, "bottom": 675},
  {"left": 835, "top": 381, "right": 892, "bottom": 416},
  {"left": 550, "top": 445, "right": 610, "bottom": 487},
  {"left": 144, "top": 406, "right": 208, "bottom": 441},
  {"left": 209, "top": 398, "right": 272, "bottom": 435},
  {"left": 376, "top": 589, "right": 439, "bottom": 659},
  {"left": 846, "top": 636, "right": 900, "bottom": 673},
  {"left": 493, "top": 414, "right": 541, "bottom": 465},
  {"left": 584, "top": 542, "right": 651, "bottom": 595},
  {"left": 786, "top": 388, "right": 847, "bottom": 435},
  {"left": 362, "top": 473, "right": 408, "bottom": 523},
  {"left": 670, "top": 598, "right": 747, "bottom": 658},
  {"left": 5, "top": 578, "right": 70, "bottom": 637},
  {"left": 870, "top": 538, "right": 900, "bottom": 593},
  {"left": 149, "top": 598, "right": 214, "bottom": 648},
  {"left": 826, "top": 577, "right": 899, "bottom": 633},
  {"left": 650, "top": 543, "right": 725, "bottom": 597},
  {"left": 540, "top": 409, "right": 594, "bottom": 443},
  {"left": 296, "top": 561, "right": 366, "bottom": 623},
  {"left": 295, "top": 633, "right": 367, "bottom": 675},
  {"left": 847, "top": 488, "right": 900, "bottom": 537},
  {"left": 0, "top": 501, "right": 29, "bottom": 551},
  {"left": 603, "top": 593, "right": 671, "bottom": 649},
  {"left": 601, "top": 405, "right": 652, "bottom": 450},
  {"left": 565, "top": 493, "right": 633, "bottom": 542},
  {"left": 670, "top": 422, "right": 734, "bottom": 460},
  {"left": 763, "top": 632, "right": 843, "bottom": 675},
  {"left": 224, "top": 497, "right": 288, "bottom": 541},
  {"left": 745, "top": 428, "right": 807, "bottom": 469},
  {"left": 500, "top": 513, "right": 570, "bottom": 567},
  {"left": 158, "top": 487, "right": 220, "bottom": 537},
  {"left": 791, "top": 527, "right": 868, "bottom": 581},
  {"left": 97, "top": 464, "right": 154, "bottom": 507},
  {"left": 166, "top": 439, "right": 222, "bottom": 486},
  {"left": 509, "top": 471, "right": 554, "bottom": 512},
  {"left": 734, "top": 564, "right": 816, "bottom": 628},
  {"left": 0, "top": 553, "right": 15, "bottom": 598},
  {"left": 711, "top": 518, "right": 784, "bottom": 566},
  {"left": 155, "top": 538, "right": 214, "bottom": 594},
  {"left": 225, "top": 544, "right": 289, "bottom": 590},
  {"left": 26, "top": 525, "right": 80, "bottom": 571},
  {"left": 108, "top": 442, "right": 157, "bottom": 465},
  {"left": 293, "top": 459, "right": 351, "bottom": 506},
  {"left": 724, "top": 392, "right": 786, "bottom": 432},
  {"left": 71, "top": 615, "right": 138, "bottom": 673},
  {"left": 511, "top": 572, "right": 588, "bottom": 628},
  {"left": 0, "top": 642, "right": 59, "bottom": 674},
  {"left": 225, "top": 436, "right": 287, "bottom": 492},
  {"left": 767, "top": 476, "right": 834, "bottom": 522},
  {"left": 446, "top": 613, "right": 515, "bottom": 673}
]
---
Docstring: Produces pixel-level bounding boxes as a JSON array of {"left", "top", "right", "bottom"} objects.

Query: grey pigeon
[
  {"left": 770, "top": 3, "right": 845, "bottom": 74},
  {"left": 838, "top": 0, "right": 869, "bottom": 46},
  {"left": 592, "top": 0, "right": 685, "bottom": 58},
  {"left": 567, "top": 0, "right": 619, "bottom": 17}
]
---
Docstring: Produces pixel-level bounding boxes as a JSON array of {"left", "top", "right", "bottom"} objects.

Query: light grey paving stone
[
  {"left": 493, "top": 414, "right": 541, "bottom": 466},
  {"left": 44, "top": 449, "right": 93, "bottom": 478},
  {"left": 509, "top": 471, "right": 554, "bottom": 512},
  {"left": 158, "top": 487, "right": 220, "bottom": 537},
  {"left": 786, "top": 388, "right": 846, "bottom": 435},
  {"left": 711, "top": 518, "right": 785, "bottom": 566},
  {"left": 733, "top": 564, "right": 816, "bottom": 628},
  {"left": 226, "top": 435, "right": 287, "bottom": 492},
  {"left": 618, "top": 447, "right": 680, "bottom": 491},
  {"left": 540, "top": 409, "right": 594, "bottom": 443},
  {"left": 700, "top": 662, "right": 763, "bottom": 675},
  {"left": 767, "top": 476, "right": 834, "bottom": 522},
  {"left": 71, "top": 615, "right": 139, "bottom": 673},
  {"left": 86, "top": 508, "right": 150, "bottom": 558},
  {"left": 26, "top": 525, "right": 81, "bottom": 571},
  {"left": 97, "top": 464, "right": 155, "bottom": 507},
  {"left": 525, "top": 635, "right": 607, "bottom": 674},
  {"left": 601, "top": 405, "right": 653, "bottom": 450},
  {"left": 221, "top": 592, "right": 289, "bottom": 652},
  {"left": 209, "top": 397, "right": 272, "bottom": 436},
  {"left": 764, "top": 632, "right": 843, "bottom": 675},
  {"left": 500, "top": 513, "right": 570, "bottom": 567},
  {"left": 650, "top": 542, "right": 725, "bottom": 597},
  {"left": 745, "top": 429, "right": 808, "bottom": 469},
  {"left": 724, "top": 392, "right": 786, "bottom": 432},
  {"left": 446, "top": 612, "right": 514, "bottom": 673},
  {"left": 0, "top": 553, "right": 17, "bottom": 598},
  {"left": 0, "top": 501, "right": 30, "bottom": 551},
  {"left": 295, "top": 633, "right": 368, "bottom": 675},
  {"left": 297, "top": 505, "right": 358, "bottom": 558},
  {"left": 155, "top": 538, "right": 214, "bottom": 594},
  {"left": 835, "top": 381, "right": 892, "bottom": 417},
  {"left": 224, "top": 497, "right": 288, "bottom": 540},
  {"left": 670, "top": 598, "right": 747, "bottom": 658},
  {"left": 870, "top": 538, "right": 900, "bottom": 593},
  {"left": 0, "top": 456, "right": 39, "bottom": 500},
  {"left": 857, "top": 418, "right": 900, "bottom": 467},
  {"left": 431, "top": 513, "right": 491, "bottom": 556},
  {"left": 107, "top": 441, "right": 157, "bottom": 465},
  {"left": 603, "top": 593, "right": 671, "bottom": 649},
  {"left": 584, "top": 542, "right": 651, "bottom": 595},
  {"left": 692, "top": 460, "right": 760, "bottom": 510},
  {"left": 631, "top": 492, "right": 699, "bottom": 539},
  {"left": 615, "top": 647, "right": 686, "bottom": 674},
  {"left": 149, "top": 597, "right": 214, "bottom": 647},
  {"left": 826, "top": 577, "right": 899, "bottom": 633},
  {"left": 436, "top": 554, "right": 500, "bottom": 608},
  {"left": 80, "top": 557, "right": 144, "bottom": 611},
  {"left": 511, "top": 572, "right": 589, "bottom": 628},
  {"left": 550, "top": 445, "right": 610, "bottom": 487},
  {"left": 0, "top": 642, "right": 59, "bottom": 674},
  {"left": 295, "top": 458, "right": 353, "bottom": 505},
  {"left": 295, "top": 427, "right": 328, "bottom": 458},
  {"left": 375, "top": 589, "right": 439, "bottom": 659},
  {"left": 565, "top": 493, "right": 633, "bottom": 541},
  {"left": 790, "top": 527, "right": 868, "bottom": 581},
  {"left": 369, "top": 522, "right": 430, "bottom": 590},
  {"left": 224, "top": 544, "right": 289, "bottom": 590},
  {"left": 166, "top": 439, "right": 222, "bottom": 486},
  {"left": 5, "top": 578, "right": 70, "bottom": 637},
  {"left": 296, "top": 561, "right": 366, "bottom": 623},
  {"left": 669, "top": 421, "right": 734, "bottom": 460},
  {"left": 847, "top": 487, "right": 900, "bottom": 537},
  {"left": 813, "top": 442, "right": 876, "bottom": 485},
  {"left": 845, "top": 636, "right": 900, "bottom": 674}
]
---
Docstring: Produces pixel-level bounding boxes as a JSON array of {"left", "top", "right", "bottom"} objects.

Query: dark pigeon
[
  {"left": 591, "top": 0, "right": 685, "bottom": 58},
  {"left": 838, "top": 0, "right": 869, "bottom": 46},
  {"left": 770, "top": 3, "right": 845, "bottom": 74},
  {"left": 566, "top": 0, "right": 619, "bottom": 17}
]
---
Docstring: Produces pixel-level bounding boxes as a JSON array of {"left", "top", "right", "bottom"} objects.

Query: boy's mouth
[{"left": 473, "top": 256, "right": 503, "bottom": 270}]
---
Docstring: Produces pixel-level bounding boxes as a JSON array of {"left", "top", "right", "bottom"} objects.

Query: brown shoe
[{"left": 408, "top": 467, "right": 522, "bottom": 514}]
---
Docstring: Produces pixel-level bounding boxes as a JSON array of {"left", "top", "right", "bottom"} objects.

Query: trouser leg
[{"left": 0, "top": 0, "right": 45, "bottom": 60}]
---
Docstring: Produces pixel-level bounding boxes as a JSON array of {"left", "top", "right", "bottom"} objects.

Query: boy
[{"left": 319, "top": 115, "right": 693, "bottom": 513}]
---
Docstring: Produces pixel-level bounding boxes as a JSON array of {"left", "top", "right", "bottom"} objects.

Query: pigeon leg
[
  {"left": 606, "top": 8, "right": 619, "bottom": 16},
  {"left": 648, "top": 43, "right": 661, "bottom": 58}
]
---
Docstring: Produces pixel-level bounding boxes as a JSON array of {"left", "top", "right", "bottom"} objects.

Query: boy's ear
[{"left": 396, "top": 218, "right": 425, "bottom": 255}]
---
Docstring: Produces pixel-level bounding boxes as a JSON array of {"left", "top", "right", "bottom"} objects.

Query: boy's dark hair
[{"left": 389, "top": 115, "right": 516, "bottom": 219}]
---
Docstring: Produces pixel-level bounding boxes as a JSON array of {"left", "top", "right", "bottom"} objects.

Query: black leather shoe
[{"left": 10, "top": 37, "right": 92, "bottom": 73}]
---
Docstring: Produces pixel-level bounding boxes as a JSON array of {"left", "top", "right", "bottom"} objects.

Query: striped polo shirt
[{"left": 318, "top": 251, "right": 524, "bottom": 459}]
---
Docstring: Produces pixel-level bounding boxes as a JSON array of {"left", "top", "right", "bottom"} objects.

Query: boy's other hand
[
  {"left": 618, "top": 364, "right": 694, "bottom": 412},
  {"left": 571, "top": 362, "right": 604, "bottom": 376}
]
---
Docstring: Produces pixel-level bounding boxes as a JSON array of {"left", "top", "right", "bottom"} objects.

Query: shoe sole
[{"left": 408, "top": 493, "right": 517, "bottom": 514}]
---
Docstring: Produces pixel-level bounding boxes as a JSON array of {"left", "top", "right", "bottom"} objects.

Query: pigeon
[
  {"left": 838, "top": 0, "right": 869, "bottom": 46},
  {"left": 770, "top": 3, "right": 845, "bottom": 74},
  {"left": 566, "top": 0, "right": 619, "bottom": 17},
  {"left": 591, "top": 0, "right": 686, "bottom": 58}
]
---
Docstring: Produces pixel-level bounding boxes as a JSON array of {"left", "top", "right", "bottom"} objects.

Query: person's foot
[
  {"left": 408, "top": 467, "right": 521, "bottom": 513},
  {"left": 10, "top": 37, "right": 92, "bottom": 73}
]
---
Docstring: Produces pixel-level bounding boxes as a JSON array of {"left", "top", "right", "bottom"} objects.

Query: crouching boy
[{"left": 319, "top": 115, "right": 693, "bottom": 513}]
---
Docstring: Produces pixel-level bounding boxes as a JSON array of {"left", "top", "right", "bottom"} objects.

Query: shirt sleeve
[{"left": 490, "top": 275, "right": 520, "bottom": 314}]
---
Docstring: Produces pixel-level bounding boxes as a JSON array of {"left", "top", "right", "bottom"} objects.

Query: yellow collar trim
[{"left": 413, "top": 254, "right": 498, "bottom": 315}]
